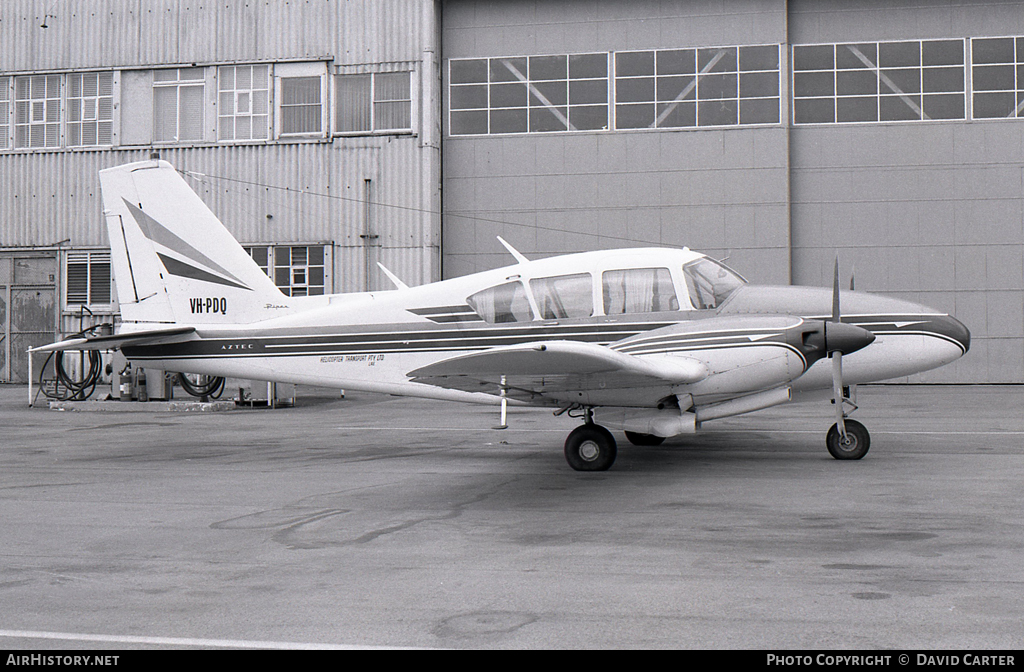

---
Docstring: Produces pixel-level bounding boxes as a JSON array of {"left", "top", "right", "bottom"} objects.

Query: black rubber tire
[
  {"left": 826, "top": 419, "right": 870, "bottom": 460},
  {"left": 624, "top": 431, "right": 666, "bottom": 446},
  {"left": 564, "top": 424, "right": 617, "bottom": 471}
]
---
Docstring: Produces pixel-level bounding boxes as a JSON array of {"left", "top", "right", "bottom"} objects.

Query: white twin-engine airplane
[{"left": 36, "top": 159, "right": 970, "bottom": 471}]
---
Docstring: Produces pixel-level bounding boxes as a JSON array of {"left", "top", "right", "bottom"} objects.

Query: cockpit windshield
[{"left": 682, "top": 257, "right": 746, "bottom": 310}]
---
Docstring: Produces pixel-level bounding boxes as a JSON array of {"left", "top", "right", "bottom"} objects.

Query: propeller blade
[
  {"left": 832, "top": 352, "right": 847, "bottom": 439},
  {"left": 832, "top": 257, "right": 841, "bottom": 323}
]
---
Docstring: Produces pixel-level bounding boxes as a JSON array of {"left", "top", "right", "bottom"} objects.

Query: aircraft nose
[{"left": 937, "top": 314, "right": 971, "bottom": 355}]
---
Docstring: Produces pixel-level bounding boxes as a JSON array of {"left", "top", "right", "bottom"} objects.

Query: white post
[
  {"left": 493, "top": 375, "right": 508, "bottom": 430},
  {"left": 27, "top": 349, "right": 33, "bottom": 406}
]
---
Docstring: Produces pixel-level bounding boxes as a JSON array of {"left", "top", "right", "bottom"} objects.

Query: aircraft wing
[
  {"left": 29, "top": 326, "right": 198, "bottom": 353},
  {"left": 407, "top": 340, "right": 707, "bottom": 401}
]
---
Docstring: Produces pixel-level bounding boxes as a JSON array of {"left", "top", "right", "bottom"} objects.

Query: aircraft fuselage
[{"left": 121, "top": 248, "right": 969, "bottom": 411}]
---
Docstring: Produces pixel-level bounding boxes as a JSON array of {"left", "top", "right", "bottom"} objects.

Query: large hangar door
[{"left": 0, "top": 252, "right": 58, "bottom": 383}]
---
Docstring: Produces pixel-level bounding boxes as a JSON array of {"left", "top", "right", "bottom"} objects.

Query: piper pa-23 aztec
[{"left": 35, "top": 159, "right": 971, "bottom": 471}]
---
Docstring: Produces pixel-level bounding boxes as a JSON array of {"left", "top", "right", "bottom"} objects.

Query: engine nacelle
[{"left": 595, "top": 406, "right": 697, "bottom": 438}]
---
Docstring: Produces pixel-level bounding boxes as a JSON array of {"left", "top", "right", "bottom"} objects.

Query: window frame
[
  {"left": 13, "top": 73, "right": 62, "bottom": 149},
  {"left": 334, "top": 70, "right": 414, "bottom": 136},
  {"left": 792, "top": 39, "right": 966, "bottom": 125},
  {"left": 274, "top": 62, "right": 328, "bottom": 139},
  {"left": 0, "top": 76, "right": 11, "bottom": 149},
  {"left": 970, "top": 36, "right": 1024, "bottom": 119},
  {"left": 244, "top": 243, "right": 331, "bottom": 297},
  {"left": 614, "top": 44, "right": 781, "bottom": 130},
  {"left": 217, "top": 64, "right": 271, "bottom": 142},
  {"left": 152, "top": 67, "right": 208, "bottom": 143},
  {"left": 448, "top": 52, "right": 610, "bottom": 136},
  {"left": 65, "top": 71, "right": 115, "bottom": 148}
]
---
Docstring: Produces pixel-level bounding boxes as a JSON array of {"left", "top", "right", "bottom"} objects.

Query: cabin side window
[
  {"left": 529, "top": 273, "right": 593, "bottom": 319},
  {"left": 602, "top": 268, "right": 679, "bottom": 315},
  {"left": 467, "top": 281, "right": 534, "bottom": 323}
]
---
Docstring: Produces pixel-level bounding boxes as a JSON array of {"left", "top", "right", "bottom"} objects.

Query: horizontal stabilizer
[{"left": 30, "top": 326, "right": 197, "bottom": 353}]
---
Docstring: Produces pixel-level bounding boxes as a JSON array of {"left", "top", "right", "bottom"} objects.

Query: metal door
[{"left": 0, "top": 252, "right": 58, "bottom": 383}]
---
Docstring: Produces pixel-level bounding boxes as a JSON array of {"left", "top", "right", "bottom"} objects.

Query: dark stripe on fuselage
[
  {"left": 407, "top": 305, "right": 485, "bottom": 324},
  {"left": 121, "top": 312, "right": 967, "bottom": 363},
  {"left": 122, "top": 321, "right": 675, "bottom": 360},
  {"left": 808, "top": 314, "right": 970, "bottom": 355},
  {"left": 420, "top": 314, "right": 486, "bottom": 324},
  {"left": 407, "top": 305, "right": 478, "bottom": 316}
]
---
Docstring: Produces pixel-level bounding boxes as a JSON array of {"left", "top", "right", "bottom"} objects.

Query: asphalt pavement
[{"left": 1, "top": 383, "right": 1022, "bottom": 649}]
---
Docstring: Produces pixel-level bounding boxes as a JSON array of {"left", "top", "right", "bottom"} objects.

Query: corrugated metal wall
[
  {"left": 0, "top": 0, "right": 431, "bottom": 71},
  {"left": 0, "top": 0, "right": 442, "bottom": 291}
]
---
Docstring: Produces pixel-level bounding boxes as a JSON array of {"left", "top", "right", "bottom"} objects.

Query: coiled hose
[
  {"left": 176, "top": 372, "right": 226, "bottom": 399},
  {"left": 38, "top": 324, "right": 110, "bottom": 401}
]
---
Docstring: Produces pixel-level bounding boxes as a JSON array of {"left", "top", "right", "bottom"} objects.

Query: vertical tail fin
[{"left": 100, "top": 160, "right": 290, "bottom": 326}]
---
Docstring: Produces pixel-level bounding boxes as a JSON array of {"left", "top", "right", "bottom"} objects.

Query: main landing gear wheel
[
  {"left": 826, "top": 419, "right": 870, "bottom": 460},
  {"left": 564, "top": 424, "right": 617, "bottom": 471},
  {"left": 624, "top": 431, "right": 666, "bottom": 447}
]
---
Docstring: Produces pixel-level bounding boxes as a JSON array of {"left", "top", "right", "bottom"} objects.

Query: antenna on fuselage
[
  {"left": 497, "top": 236, "right": 529, "bottom": 264},
  {"left": 377, "top": 262, "right": 409, "bottom": 290}
]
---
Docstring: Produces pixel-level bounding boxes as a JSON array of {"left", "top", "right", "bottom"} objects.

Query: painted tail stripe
[
  {"left": 157, "top": 253, "right": 251, "bottom": 291},
  {"left": 125, "top": 199, "right": 251, "bottom": 290}
]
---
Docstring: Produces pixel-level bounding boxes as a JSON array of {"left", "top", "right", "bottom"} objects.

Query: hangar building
[{"left": 0, "top": 0, "right": 1020, "bottom": 384}]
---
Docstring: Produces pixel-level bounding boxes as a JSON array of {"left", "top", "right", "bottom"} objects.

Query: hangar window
[
  {"left": 275, "top": 62, "right": 327, "bottom": 138},
  {"left": 65, "top": 250, "right": 112, "bottom": 307},
  {"left": 245, "top": 244, "right": 329, "bottom": 297},
  {"left": 14, "top": 74, "right": 61, "bottom": 148},
  {"left": 335, "top": 71, "right": 412, "bottom": 134},
  {"left": 467, "top": 281, "right": 534, "bottom": 323},
  {"left": 448, "top": 53, "right": 609, "bottom": 135},
  {"left": 602, "top": 268, "right": 679, "bottom": 315},
  {"left": 530, "top": 273, "right": 593, "bottom": 319},
  {"left": 66, "top": 72, "right": 114, "bottom": 147},
  {"left": 793, "top": 40, "right": 965, "bottom": 124},
  {"left": 0, "top": 77, "right": 9, "bottom": 149},
  {"left": 154, "top": 68, "right": 206, "bottom": 143},
  {"left": 614, "top": 44, "right": 780, "bottom": 129},
  {"left": 218, "top": 65, "right": 270, "bottom": 141},
  {"left": 971, "top": 37, "right": 1024, "bottom": 119}
]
